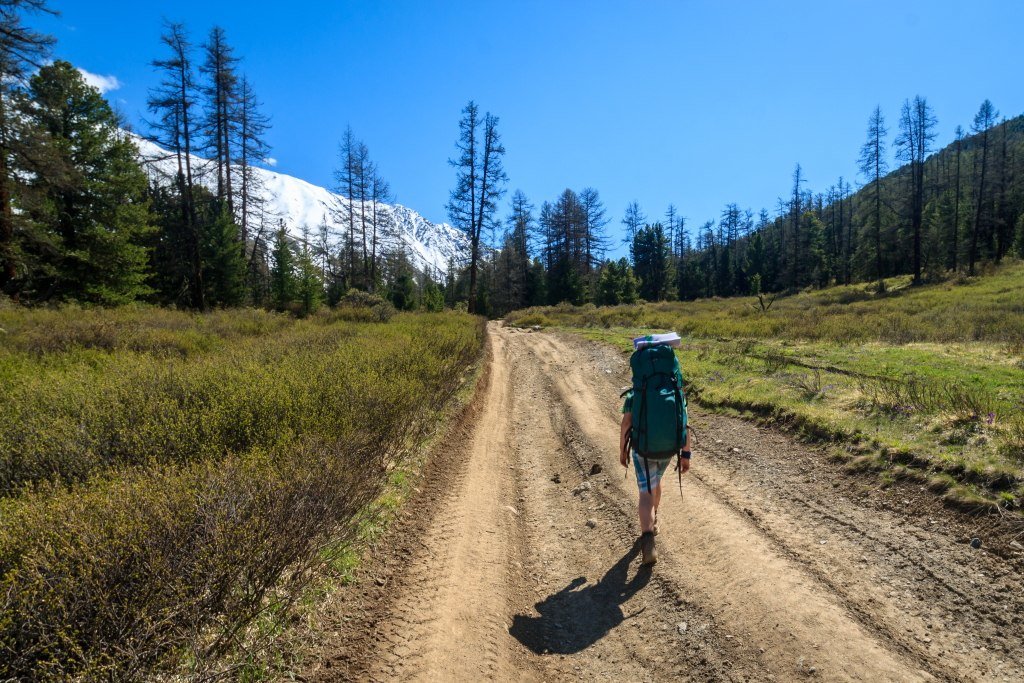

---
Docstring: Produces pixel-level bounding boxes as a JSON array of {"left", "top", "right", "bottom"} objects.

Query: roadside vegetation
[
  {"left": 0, "top": 301, "right": 484, "bottom": 681},
  {"left": 507, "top": 262, "right": 1024, "bottom": 511}
]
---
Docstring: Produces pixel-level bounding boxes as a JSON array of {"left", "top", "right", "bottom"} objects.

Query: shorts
[{"left": 632, "top": 450, "right": 671, "bottom": 492}]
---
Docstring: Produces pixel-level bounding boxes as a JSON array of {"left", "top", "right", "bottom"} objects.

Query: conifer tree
[
  {"left": 200, "top": 26, "right": 240, "bottom": 214},
  {"left": 968, "top": 100, "right": 998, "bottom": 275},
  {"left": 0, "top": 0, "right": 54, "bottom": 299},
  {"left": 896, "top": 96, "right": 937, "bottom": 284},
  {"left": 147, "top": 21, "right": 204, "bottom": 308},
  {"left": 201, "top": 206, "right": 245, "bottom": 306},
  {"left": 858, "top": 106, "right": 889, "bottom": 289},
  {"left": 234, "top": 75, "right": 270, "bottom": 251},
  {"left": 447, "top": 101, "right": 506, "bottom": 313},
  {"left": 295, "top": 226, "right": 323, "bottom": 316},
  {"left": 23, "top": 61, "right": 154, "bottom": 304},
  {"left": 270, "top": 222, "right": 295, "bottom": 311}
]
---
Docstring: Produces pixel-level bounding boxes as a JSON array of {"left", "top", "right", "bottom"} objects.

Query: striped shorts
[{"left": 632, "top": 450, "right": 671, "bottom": 492}]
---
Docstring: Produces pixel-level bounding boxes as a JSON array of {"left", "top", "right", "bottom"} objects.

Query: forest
[{"left": 474, "top": 105, "right": 1024, "bottom": 317}]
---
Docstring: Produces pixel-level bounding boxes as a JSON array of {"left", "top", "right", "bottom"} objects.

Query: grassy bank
[
  {"left": 0, "top": 304, "right": 484, "bottom": 681},
  {"left": 506, "top": 263, "right": 1024, "bottom": 510}
]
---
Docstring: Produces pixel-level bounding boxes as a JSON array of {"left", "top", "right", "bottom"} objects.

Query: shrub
[{"left": 0, "top": 307, "right": 485, "bottom": 680}]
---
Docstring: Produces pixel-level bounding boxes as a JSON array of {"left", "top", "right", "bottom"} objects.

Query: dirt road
[{"left": 310, "top": 323, "right": 1024, "bottom": 682}]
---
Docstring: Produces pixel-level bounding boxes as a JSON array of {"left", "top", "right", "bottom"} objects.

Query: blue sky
[{"left": 38, "top": 1, "right": 1024, "bottom": 257}]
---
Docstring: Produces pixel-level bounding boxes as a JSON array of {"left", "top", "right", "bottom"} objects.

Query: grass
[
  {"left": 0, "top": 304, "right": 485, "bottom": 681},
  {"left": 506, "top": 261, "right": 1024, "bottom": 511}
]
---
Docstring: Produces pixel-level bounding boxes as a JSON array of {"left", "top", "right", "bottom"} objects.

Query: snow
[{"left": 131, "top": 134, "right": 470, "bottom": 276}]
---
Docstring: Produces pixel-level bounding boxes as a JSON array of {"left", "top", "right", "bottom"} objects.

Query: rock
[
  {"left": 590, "top": 463, "right": 603, "bottom": 475},
  {"left": 1009, "top": 540, "right": 1024, "bottom": 552},
  {"left": 551, "top": 473, "right": 561, "bottom": 484},
  {"left": 677, "top": 622, "right": 688, "bottom": 634},
  {"left": 504, "top": 505, "right": 519, "bottom": 516},
  {"left": 573, "top": 481, "right": 592, "bottom": 495},
  {"left": 531, "top": 325, "right": 542, "bottom": 331},
  {"left": 586, "top": 518, "right": 598, "bottom": 529},
  {"left": 971, "top": 537, "right": 982, "bottom": 549},
  {"left": 375, "top": 576, "right": 387, "bottom": 586},
  {"left": 731, "top": 447, "right": 740, "bottom": 453}
]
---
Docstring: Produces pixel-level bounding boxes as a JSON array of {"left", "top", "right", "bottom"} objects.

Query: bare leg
[
  {"left": 639, "top": 488, "right": 657, "bottom": 533},
  {"left": 653, "top": 481, "right": 663, "bottom": 521}
]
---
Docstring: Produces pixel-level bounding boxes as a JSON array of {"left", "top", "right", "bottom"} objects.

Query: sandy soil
[{"left": 307, "top": 323, "right": 1024, "bottom": 682}]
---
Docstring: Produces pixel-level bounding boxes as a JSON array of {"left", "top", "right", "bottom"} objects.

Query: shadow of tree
[{"left": 508, "top": 539, "right": 652, "bottom": 654}]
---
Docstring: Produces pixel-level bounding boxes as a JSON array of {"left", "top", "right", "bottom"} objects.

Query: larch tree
[
  {"left": 0, "top": 0, "right": 54, "bottom": 299},
  {"left": 968, "top": 99, "right": 998, "bottom": 276},
  {"left": 950, "top": 126, "right": 964, "bottom": 271},
  {"left": 621, "top": 200, "right": 646, "bottom": 257},
  {"left": 447, "top": 101, "right": 506, "bottom": 313},
  {"left": 200, "top": 26, "right": 240, "bottom": 215},
  {"left": 858, "top": 106, "right": 888, "bottom": 289},
  {"left": 895, "top": 95, "right": 937, "bottom": 285},
  {"left": 233, "top": 75, "right": 270, "bottom": 252},
  {"left": 147, "top": 21, "right": 204, "bottom": 308}
]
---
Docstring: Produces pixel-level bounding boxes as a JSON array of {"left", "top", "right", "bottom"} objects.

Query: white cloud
[
  {"left": 76, "top": 67, "right": 121, "bottom": 94},
  {"left": 263, "top": 157, "right": 278, "bottom": 167}
]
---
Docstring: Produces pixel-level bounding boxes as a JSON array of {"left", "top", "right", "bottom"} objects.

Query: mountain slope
[{"left": 133, "top": 135, "right": 470, "bottom": 275}]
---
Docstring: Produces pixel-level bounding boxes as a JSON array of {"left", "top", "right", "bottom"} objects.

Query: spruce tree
[
  {"left": 270, "top": 222, "right": 296, "bottom": 311},
  {"left": 201, "top": 207, "right": 245, "bottom": 306}
]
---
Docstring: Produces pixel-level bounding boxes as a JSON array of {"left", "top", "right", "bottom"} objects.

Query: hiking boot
[{"left": 640, "top": 531, "right": 657, "bottom": 565}]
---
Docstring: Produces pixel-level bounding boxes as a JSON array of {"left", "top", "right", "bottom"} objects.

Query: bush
[{"left": 0, "top": 307, "right": 485, "bottom": 680}]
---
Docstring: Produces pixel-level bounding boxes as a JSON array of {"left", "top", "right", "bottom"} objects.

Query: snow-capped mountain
[{"left": 132, "top": 135, "right": 470, "bottom": 275}]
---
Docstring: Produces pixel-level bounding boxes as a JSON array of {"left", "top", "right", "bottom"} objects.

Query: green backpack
[{"left": 625, "top": 344, "right": 688, "bottom": 492}]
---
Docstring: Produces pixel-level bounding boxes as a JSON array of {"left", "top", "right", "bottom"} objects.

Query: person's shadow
[{"left": 508, "top": 539, "right": 652, "bottom": 654}]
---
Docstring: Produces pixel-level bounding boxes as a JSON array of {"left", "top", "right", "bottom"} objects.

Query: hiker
[{"left": 619, "top": 333, "right": 691, "bottom": 565}]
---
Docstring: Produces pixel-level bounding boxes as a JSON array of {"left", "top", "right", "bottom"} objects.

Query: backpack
[{"left": 624, "top": 343, "right": 688, "bottom": 493}]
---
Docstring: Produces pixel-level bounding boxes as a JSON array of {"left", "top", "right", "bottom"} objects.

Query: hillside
[
  {"left": 507, "top": 262, "right": 1024, "bottom": 510},
  {"left": 134, "top": 136, "right": 471, "bottom": 276}
]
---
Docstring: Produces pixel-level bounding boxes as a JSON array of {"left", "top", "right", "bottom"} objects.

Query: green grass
[
  {"left": 507, "top": 262, "right": 1024, "bottom": 511},
  {"left": 0, "top": 304, "right": 485, "bottom": 681}
]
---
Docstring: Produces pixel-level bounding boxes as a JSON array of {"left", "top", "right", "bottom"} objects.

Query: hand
[
  {"left": 620, "top": 446, "right": 629, "bottom": 468},
  {"left": 678, "top": 450, "right": 691, "bottom": 474}
]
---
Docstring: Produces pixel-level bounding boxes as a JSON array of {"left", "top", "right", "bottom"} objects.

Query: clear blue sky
[{"left": 38, "top": 0, "right": 1024, "bottom": 257}]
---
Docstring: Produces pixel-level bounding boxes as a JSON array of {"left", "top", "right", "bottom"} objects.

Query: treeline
[
  {"left": 672, "top": 100, "right": 1024, "bottom": 301},
  {"left": 464, "top": 99, "right": 1024, "bottom": 317}
]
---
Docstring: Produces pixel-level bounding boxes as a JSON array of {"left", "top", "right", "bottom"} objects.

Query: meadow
[
  {"left": 507, "top": 263, "right": 1024, "bottom": 510},
  {"left": 0, "top": 301, "right": 484, "bottom": 680}
]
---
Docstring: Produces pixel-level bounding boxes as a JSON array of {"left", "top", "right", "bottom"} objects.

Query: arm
[
  {"left": 620, "top": 412, "right": 631, "bottom": 468},
  {"left": 679, "top": 427, "right": 692, "bottom": 474}
]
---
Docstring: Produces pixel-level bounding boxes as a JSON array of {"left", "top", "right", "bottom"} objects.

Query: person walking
[{"left": 618, "top": 333, "right": 691, "bottom": 565}]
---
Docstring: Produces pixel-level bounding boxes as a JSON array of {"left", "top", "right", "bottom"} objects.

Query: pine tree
[{"left": 23, "top": 60, "right": 154, "bottom": 304}]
